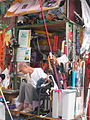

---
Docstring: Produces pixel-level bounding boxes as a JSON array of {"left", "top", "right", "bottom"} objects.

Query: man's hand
[{"left": 45, "top": 77, "right": 52, "bottom": 82}]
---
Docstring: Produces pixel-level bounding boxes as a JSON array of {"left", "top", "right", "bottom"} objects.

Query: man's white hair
[{"left": 19, "top": 62, "right": 27, "bottom": 70}]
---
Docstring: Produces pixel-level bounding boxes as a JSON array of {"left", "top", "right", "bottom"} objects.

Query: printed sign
[
  {"left": 16, "top": 47, "right": 31, "bottom": 62},
  {"left": 18, "top": 30, "right": 31, "bottom": 48}
]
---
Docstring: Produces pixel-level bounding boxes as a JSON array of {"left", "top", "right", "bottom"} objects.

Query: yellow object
[
  {"left": 0, "top": 86, "right": 2, "bottom": 89},
  {"left": 34, "top": 30, "right": 53, "bottom": 36},
  {"left": 4, "top": 30, "right": 11, "bottom": 46},
  {"left": 61, "top": 40, "right": 65, "bottom": 53}
]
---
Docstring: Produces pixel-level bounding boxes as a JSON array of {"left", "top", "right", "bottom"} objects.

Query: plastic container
[
  {"left": 61, "top": 89, "right": 76, "bottom": 120},
  {"left": 52, "top": 90, "right": 62, "bottom": 118}
]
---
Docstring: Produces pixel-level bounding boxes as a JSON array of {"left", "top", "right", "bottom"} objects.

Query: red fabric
[
  {"left": 64, "top": 45, "right": 68, "bottom": 55},
  {"left": 85, "top": 53, "right": 90, "bottom": 120},
  {"left": 87, "top": 98, "right": 90, "bottom": 120},
  {"left": 86, "top": 54, "right": 90, "bottom": 87},
  {"left": 68, "top": 32, "right": 73, "bottom": 41},
  {"left": 42, "top": 62, "right": 48, "bottom": 71},
  {"left": 53, "top": 35, "right": 58, "bottom": 52}
]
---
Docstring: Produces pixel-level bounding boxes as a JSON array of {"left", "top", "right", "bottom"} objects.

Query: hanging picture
[
  {"left": 16, "top": 47, "right": 31, "bottom": 62},
  {"left": 18, "top": 30, "right": 31, "bottom": 48}
]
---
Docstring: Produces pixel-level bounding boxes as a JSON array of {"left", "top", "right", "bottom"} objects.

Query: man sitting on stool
[{"left": 13, "top": 62, "right": 51, "bottom": 113}]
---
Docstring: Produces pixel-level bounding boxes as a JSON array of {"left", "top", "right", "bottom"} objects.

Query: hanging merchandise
[
  {"left": 67, "top": 64, "right": 72, "bottom": 86},
  {"left": 68, "top": 31, "right": 73, "bottom": 41},
  {"left": 68, "top": 22, "right": 73, "bottom": 43},
  {"left": 76, "top": 66, "right": 83, "bottom": 87},
  {"left": 57, "top": 63, "right": 67, "bottom": 89},
  {"left": 80, "top": 0, "right": 90, "bottom": 54},
  {"left": 72, "top": 70, "right": 77, "bottom": 87},
  {"left": 48, "top": 53, "right": 62, "bottom": 89},
  {"left": 57, "top": 54, "right": 69, "bottom": 65},
  {"left": 64, "top": 43, "right": 68, "bottom": 55},
  {"left": 0, "top": 32, "right": 5, "bottom": 71},
  {"left": 53, "top": 35, "right": 58, "bottom": 52},
  {"left": 70, "top": 60, "right": 84, "bottom": 88},
  {"left": 48, "top": 53, "right": 68, "bottom": 89},
  {"left": 4, "top": 29, "right": 12, "bottom": 46},
  {"left": 61, "top": 40, "right": 65, "bottom": 54},
  {"left": 85, "top": 53, "right": 90, "bottom": 97},
  {"left": 67, "top": 22, "right": 73, "bottom": 60},
  {"left": 80, "top": 27, "right": 90, "bottom": 54},
  {"left": 51, "top": 62, "right": 62, "bottom": 89},
  {"left": 76, "top": 29, "right": 80, "bottom": 56}
]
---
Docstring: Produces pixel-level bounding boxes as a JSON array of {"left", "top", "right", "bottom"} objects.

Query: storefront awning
[{"left": 5, "top": 0, "right": 61, "bottom": 17}]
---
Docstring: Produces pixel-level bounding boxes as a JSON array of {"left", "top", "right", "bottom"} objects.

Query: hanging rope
[
  {"left": 38, "top": 0, "right": 52, "bottom": 52},
  {"left": 38, "top": 0, "right": 64, "bottom": 89}
]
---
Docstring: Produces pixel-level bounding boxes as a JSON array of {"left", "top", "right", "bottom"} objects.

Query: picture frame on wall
[{"left": 18, "top": 30, "right": 31, "bottom": 48}]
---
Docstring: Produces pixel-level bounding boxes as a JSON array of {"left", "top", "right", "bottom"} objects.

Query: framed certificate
[{"left": 18, "top": 30, "right": 31, "bottom": 48}]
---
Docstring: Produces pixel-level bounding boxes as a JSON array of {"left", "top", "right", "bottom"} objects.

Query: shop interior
[{"left": 0, "top": 0, "right": 90, "bottom": 120}]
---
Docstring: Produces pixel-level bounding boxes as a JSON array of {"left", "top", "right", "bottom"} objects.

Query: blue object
[
  {"left": 72, "top": 71, "right": 77, "bottom": 87},
  {"left": 0, "top": 96, "right": 4, "bottom": 102}
]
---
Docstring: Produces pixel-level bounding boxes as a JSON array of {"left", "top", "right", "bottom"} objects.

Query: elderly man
[{"left": 14, "top": 62, "right": 51, "bottom": 113}]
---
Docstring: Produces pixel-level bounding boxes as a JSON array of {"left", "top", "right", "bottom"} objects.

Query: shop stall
[{"left": 0, "top": 0, "right": 89, "bottom": 120}]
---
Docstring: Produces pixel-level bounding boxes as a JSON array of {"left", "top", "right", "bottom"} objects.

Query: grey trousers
[{"left": 18, "top": 82, "right": 38, "bottom": 104}]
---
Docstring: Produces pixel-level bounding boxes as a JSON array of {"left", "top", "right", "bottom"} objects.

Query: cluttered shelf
[{"left": 16, "top": 20, "right": 67, "bottom": 32}]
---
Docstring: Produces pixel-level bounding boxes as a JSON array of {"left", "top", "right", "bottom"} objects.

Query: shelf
[{"left": 16, "top": 20, "right": 67, "bottom": 33}]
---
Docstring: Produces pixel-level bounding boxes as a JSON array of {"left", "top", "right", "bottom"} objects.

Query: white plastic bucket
[
  {"left": 52, "top": 90, "right": 62, "bottom": 118},
  {"left": 61, "top": 89, "right": 76, "bottom": 120}
]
